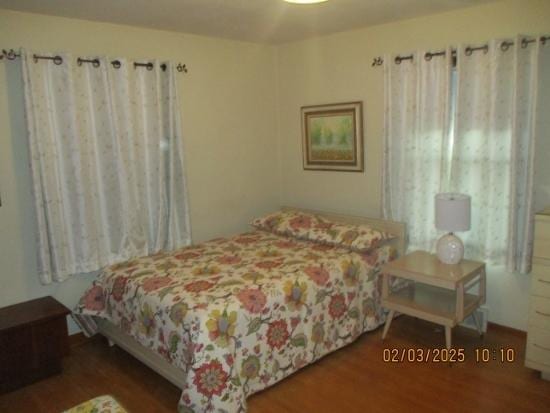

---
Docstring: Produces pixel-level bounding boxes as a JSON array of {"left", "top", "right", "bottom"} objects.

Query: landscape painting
[{"left": 301, "top": 102, "right": 363, "bottom": 172}]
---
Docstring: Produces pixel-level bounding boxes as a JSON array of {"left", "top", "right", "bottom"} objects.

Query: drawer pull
[
  {"left": 534, "top": 343, "right": 550, "bottom": 352},
  {"left": 539, "top": 278, "right": 550, "bottom": 284},
  {"left": 536, "top": 310, "right": 550, "bottom": 317}
]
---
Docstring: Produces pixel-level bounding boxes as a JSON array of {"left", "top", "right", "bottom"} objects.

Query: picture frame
[{"left": 301, "top": 101, "right": 363, "bottom": 172}]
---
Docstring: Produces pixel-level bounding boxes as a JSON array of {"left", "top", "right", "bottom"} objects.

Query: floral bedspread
[
  {"left": 63, "top": 395, "right": 128, "bottom": 413},
  {"left": 74, "top": 230, "right": 394, "bottom": 413}
]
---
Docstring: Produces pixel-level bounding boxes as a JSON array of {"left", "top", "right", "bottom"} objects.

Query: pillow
[{"left": 251, "top": 210, "right": 395, "bottom": 252}]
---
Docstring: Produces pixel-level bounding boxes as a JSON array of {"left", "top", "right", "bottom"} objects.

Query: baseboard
[
  {"left": 69, "top": 332, "right": 90, "bottom": 348},
  {"left": 460, "top": 306, "right": 488, "bottom": 333},
  {"left": 487, "top": 322, "right": 527, "bottom": 338},
  {"left": 459, "top": 306, "right": 526, "bottom": 339}
]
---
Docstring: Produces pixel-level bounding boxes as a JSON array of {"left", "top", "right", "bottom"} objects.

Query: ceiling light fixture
[{"left": 284, "top": 0, "right": 329, "bottom": 4}]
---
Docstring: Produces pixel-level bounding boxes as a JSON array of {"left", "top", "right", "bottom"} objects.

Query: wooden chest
[{"left": 0, "top": 296, "right": 70, "bottom": 393}]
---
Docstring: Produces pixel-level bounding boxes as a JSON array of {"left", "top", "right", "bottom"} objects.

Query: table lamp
[{"left": 435, "top": 193, "right": 471, "bottom": 264}]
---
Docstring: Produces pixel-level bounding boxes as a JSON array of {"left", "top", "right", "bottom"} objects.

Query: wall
[
  {"left": 0, "top": 10, "right": 280, "bottom": 333},
  {"left": 535, "top": 44, "right": 550, "bottom": 212},
  {"left": 276, "top": 0, "right": 550, "bottom": 330}
]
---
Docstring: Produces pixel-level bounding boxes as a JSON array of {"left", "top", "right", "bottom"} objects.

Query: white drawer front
[
  {"left": 526, "top": 327, "right": 550, "bottom": 367},
  {"left": 534, "top": 218, "right": 550, "bottom": 259},
  {"left": 529, "top": 296, "right": 550, "bottom": 331},
  {"left": 532, "top": 263, "right": 550, "bottom": 298}
]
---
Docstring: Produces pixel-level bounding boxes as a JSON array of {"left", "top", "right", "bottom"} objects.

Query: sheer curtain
[
  {"left": 382, "top": 48, "right": 452, "bottom": 252},
  {"left": 21, "top": 50, "right": 191, "bottom": 284},
  {"left": 451, "top": 37, "right": 543, "bottom": 273},
  {"left": 382, "top": 36, "right": 547, "bottom": 273}
]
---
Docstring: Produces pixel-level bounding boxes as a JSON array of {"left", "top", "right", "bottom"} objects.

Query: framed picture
[{"left": 301, "top": 101, "right": 363, "bottom": 172}]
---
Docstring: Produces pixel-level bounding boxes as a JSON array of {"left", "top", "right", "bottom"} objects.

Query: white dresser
[{"left": 526, "top": 207, "right": 550, "bottom": 380}]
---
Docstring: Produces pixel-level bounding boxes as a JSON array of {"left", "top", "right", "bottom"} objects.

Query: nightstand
[
  {"left": 381, "top": 251, "right": 486, "bottom": 348},
  {"left": 0, "top": 296, "right": 70, "bottom": 393}
]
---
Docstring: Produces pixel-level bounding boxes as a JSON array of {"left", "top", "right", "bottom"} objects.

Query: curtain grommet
[{"left": 500, "top": 42, "right": 512, "bottom": 52}]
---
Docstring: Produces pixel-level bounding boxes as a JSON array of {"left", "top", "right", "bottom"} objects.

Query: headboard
[{"left": 281, "top": 206, "right": 407, "bottom": 257}]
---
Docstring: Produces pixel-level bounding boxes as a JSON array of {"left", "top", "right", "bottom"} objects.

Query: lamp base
[{"left": 436, "top": 233, "right": 464, "bottom": 265}]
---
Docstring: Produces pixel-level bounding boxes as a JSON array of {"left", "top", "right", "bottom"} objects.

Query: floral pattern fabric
[
  {"left": 381, "top": 46, "right": 452, "bottom": 254},
  {"left": 382, "top": 36, "right": 549, "bottom": 273},
  {"left": 21, "top": 51, "right": 191, "bottom": 284},
  {"left": 74, "top": 231, "right": 394, "bottom": 412},
  {"left": 63, "top": 395, "right": 128, "bottom": 413},
  {"left": 251, "top": 210, "right": 394, "bottom": 253},
  {"left": 451, "top": 38, "right": 544, "bottom": 273}
]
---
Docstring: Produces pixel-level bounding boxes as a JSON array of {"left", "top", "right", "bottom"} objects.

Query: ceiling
[{"left": 0, "top": 0, "right": 501, "bottom": 44}]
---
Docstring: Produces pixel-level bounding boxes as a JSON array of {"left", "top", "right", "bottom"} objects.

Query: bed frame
[
  {"left": 98, "top": 318, "right": 186, "bottom": 388},
  {"left": 98, "top": 206, "right": 407, "bottom": 389}
]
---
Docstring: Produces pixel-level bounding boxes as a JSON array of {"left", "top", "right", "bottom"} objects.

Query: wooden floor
[{"left": 1, "top": 316, "right": 549, "bottom": 413}]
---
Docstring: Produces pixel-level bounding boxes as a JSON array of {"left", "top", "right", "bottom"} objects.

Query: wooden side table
[
  {"left": 381, "top": 251, "right": 486, "bottom": 349},
  {"left": 0, "top": 296, "right": 70, "bottom": 393}
]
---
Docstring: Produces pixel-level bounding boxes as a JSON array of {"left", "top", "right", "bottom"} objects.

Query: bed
[{"left": 74, "top": 206, "right": 406, "bottom": 412}]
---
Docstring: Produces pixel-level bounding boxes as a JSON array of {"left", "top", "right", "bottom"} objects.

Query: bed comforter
[{"left": 74, "top": 230, "right": 394, "bottom": 412}]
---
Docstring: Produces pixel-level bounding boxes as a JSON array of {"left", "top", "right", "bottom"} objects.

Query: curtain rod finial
[
  {"left": 372, "top": 57, "right": 383, "bottom": 67},
  {"left": 2, "top": 49, "right": 20, "bottom": 60}
]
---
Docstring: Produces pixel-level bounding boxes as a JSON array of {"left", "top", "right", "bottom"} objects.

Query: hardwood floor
[{"left": 1, "top": 316, "right": 549, "bottom": 413}]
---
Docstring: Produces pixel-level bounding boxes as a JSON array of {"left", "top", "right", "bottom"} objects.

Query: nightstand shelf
[
  {"left": 381, "top": 250, "right": 486, "bottom": 348},
  {"left": 385, "top": 284, "right": 482, "bottom": 327}
]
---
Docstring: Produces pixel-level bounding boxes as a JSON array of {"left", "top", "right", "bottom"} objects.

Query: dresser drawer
[
  {"left": 534, "top": 218, "right": 550, "bottom": 259},
  {"left": 526, "top": 328, "right": 550, "bottom": 368},
  {"left": 529, "top": 296, "right": 550, "bottom": 331},
  {"left": 532, "top": 263, "right": 550, "bottom": 298}
]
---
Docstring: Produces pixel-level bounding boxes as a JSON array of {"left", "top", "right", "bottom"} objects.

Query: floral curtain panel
[
  {"left": 382, "top": 47, "right": 453, "bottom": 253},
  {"left": 21, "top": 50, "right": 191, "bottom": 284},
  {"left": 451, "top": 38, "right": 543, "bottom": 273},
  {"left": 382, "top": 36, "right": 548, "bottom": 273}
]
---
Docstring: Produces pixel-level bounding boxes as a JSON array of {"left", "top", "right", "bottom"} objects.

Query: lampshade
[{"left": 435, "top": 193, "right": 471, "bottom": 232}]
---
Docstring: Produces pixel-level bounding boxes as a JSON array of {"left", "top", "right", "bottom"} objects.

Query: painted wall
[
  {"left": 276, "top": 0, "right": 550, "bottom": 330},
  {"left": 535, "top": 44, "right": 550, "bottom": 212},
  {"left": 0, "top": 10, "right": 280, "bottom": 332}
]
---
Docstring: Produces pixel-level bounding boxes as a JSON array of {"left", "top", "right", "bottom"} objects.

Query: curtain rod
[
  {"left": 371, "top": 35, "right": 550, "bottom": 67},
  {"left": 1, "top": 49, "right": 188, "bottom": 73}
]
